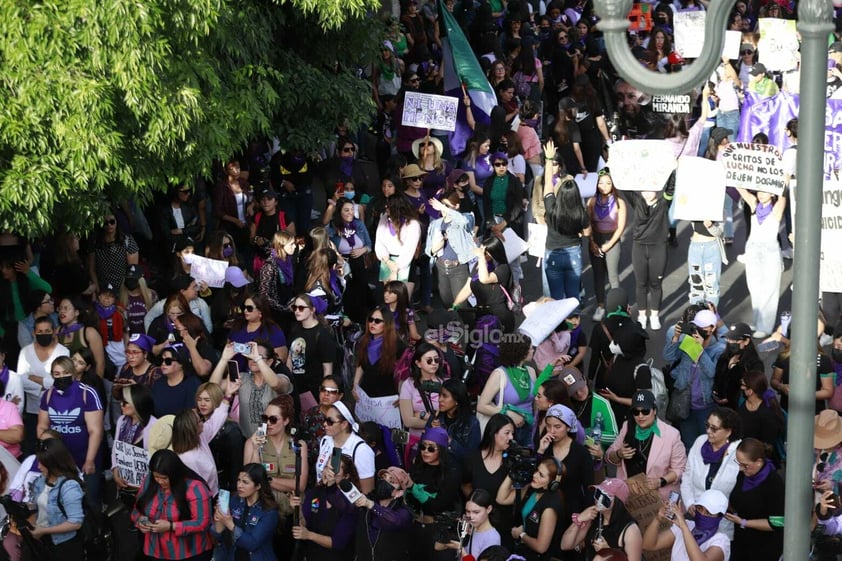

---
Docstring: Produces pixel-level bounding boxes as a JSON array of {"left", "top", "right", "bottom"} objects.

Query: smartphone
[
  {"left": 233, "top": 342, "right": 251, "bottom": 355},
  {"left": 256, "top": 423, "right": 267, "bottom": 440},
  {"left": 227, "top": 360, "right": 240, "bottom": 382},
  {"left": 829, "top": 494, "right": 841, "bottom": 510},
  {"left": 218, "top": 489, "right": 231, "bottom": 515},
  {"left": 331, "top": 447, "right": 343, "bottom": 474},
  {"left": 594, "top": 489, "right": 611, "bottom": 510},
  {"left": 666, "top": 490, "right": 681, "bottom": 520},
  {"left": 335, "top": 181, "right": 346, "bottom": 196}
]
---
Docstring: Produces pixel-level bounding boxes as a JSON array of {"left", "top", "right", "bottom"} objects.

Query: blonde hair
[
  {"left": 119, "top": 276, "right": 156, "bottom": 309},
  {"left": 309, "top": 226, "right": 330, "bottom": 252},
  {"left": 272, "top": 231, "right": 296, "bottom": 259}
]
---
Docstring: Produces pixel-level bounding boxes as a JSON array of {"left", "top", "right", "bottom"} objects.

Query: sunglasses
[
  {"left": 493, "top": 162, "right": 507, "bottom": 167},
  {"left": 244, "top": 304, "right": 256, "bottom": 312},
  {"left": 424, "top": 356, "right": 441, "bottom": 365},
  {"left": 632, "top": 408, "right": 651, "bottom": 416},
  {"left": 420, "top": 444, "right": 438, "bottom": 453},
  {"left": 291, "top": 305, "right": 310, "bottom": 312},
  {"left": 368, "top": 317, "right": 385, "bottom": 325},
  {"left": 705, "top": 423, "right": 722, "bottom": 432},
  {"left": 818, "top": 452, "right": 830, "bottom": 473},
  {"left": 323, "top": 417, "right": 344, "bottom": 426},
  {"left": 105, "top": 218, "right": 117, "bottom": 225},
  {"left": 320, "top": 386, "right": 341, "bottom": 394},
  {"left": 741, "top": 49, "right": 754, "bottom": 55},
  {"left": 342, "top": 147, "right": 356, "bottom": 153},
  {"left": 162, "top": 357, "right": 179, "bottom": 365},
  {"left": 260, "top": 414, "right": 281, "bottom": 424}
]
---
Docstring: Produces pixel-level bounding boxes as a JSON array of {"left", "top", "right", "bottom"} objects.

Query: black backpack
[{"left": 56, "top": 478, "right": 111, "bottom": 561}]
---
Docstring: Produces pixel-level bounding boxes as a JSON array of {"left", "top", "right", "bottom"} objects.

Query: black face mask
[
  {"left": 726, "top": 342, "right": 742, "bottom": 354},
  {"left": 373, "top": 478, "right": 396, "bottom": 500},
  {"left": 53, "top": 376, "right": 73, "bottom": 392},
  {"left": 832, "top": 349, "right": 842, "bottom": 364},
  {"left": 124, "top": 279, "right": 140, "bottom": 290},
  {"left": 35, "top": 334, "right": 53, "bottom": 347}
]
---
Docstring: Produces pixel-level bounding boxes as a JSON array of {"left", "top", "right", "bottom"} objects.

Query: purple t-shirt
[
  {"left": 40, "top": 382, "right": 103, "bottom": 468},
  {"left": 228, "top": 324, "right": 288, "bottom": 370}
]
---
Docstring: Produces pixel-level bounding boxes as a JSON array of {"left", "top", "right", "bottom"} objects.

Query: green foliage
[{"left": 0, "top": 0, "right": 380, "bottom": 237}]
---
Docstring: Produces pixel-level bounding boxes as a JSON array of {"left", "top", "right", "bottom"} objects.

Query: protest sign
[
  {"left": 527, "top": 223, "right": 547, "bottom": 258},
  {"left": 354, "top": 387, "right": 402, "bottom": 429},
  {"left": 607, "top": 140, "right": 676, "bottom": 191},
  {"left": 758, "top": 18, "right": 799, "bottom": 72},
  {"left": 518, "top": 298, "right": 579, "bottom": 345},
  {"left": 625, "top": 474, "right": 672, "bottom": 561},
  {"left": 114, "top": 440, "right": 150, "bottom": 487},
  {"left": 401, "top": 92, "right": 460, "bottom": 131},
  {"left": 722, "top": 143, "right": 786, "bottom": 195},
  {"left": 821, "top": 178, "right": 842, "bottom": 293},
  {"left": 501, "top": 228, "right": 529, "bottom": 264},
  {"left": 673, "top": 11, "right": 706, "bottom": 58},
  {"left": 673, "top": 156, "right": 726, "bottom": 221},
  {"left": 651, "top": 94, "right": 691, "bottom": 114},
  {"left": 722, "top": 30, "right": 742, "bottom": 60},
  {"left": 182, "top": 254, "right": 228, "bottom": 288}
]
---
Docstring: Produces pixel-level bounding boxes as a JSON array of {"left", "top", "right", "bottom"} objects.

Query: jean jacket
[
  {"left": 31, "top": 475, "right": 84, "bottom": 545},
  {"left": 663, "top": 325, "right": 726, "bottom": 407},
  {"left": 211, "top": 495, "right": 279, "bottom": 561},
  {"left": 426, "top": 208, "right": 477, "bottom": 264}
]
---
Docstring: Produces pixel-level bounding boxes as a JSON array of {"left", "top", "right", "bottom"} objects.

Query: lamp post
[{"left": 591, "top": 0, "right": 835, "bottom": 558}]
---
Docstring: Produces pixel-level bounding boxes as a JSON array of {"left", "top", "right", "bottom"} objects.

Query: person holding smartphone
[{"left": 641, "top": 489, "right": 731, "bottom": 561}]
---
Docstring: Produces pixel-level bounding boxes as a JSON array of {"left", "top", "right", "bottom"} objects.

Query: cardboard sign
[
  {"left": 518, "top": 298, "right": 579, "bottom": 345},
  {"left": 113, "top": 440, "right": 150, "bottom": 487},
  {"left": 758, "top": 18, "right": 799, "bottom": 72},
  {"left": 722, "top": 143, "right": 786, "bottom": 195},
  {"left": 625, "top": 474, "right": 672, "bottom": 561},
  {"left": 607, "top": 140, "right": 676, "bottom": 191},
  {"left": 672, "top": 156, "right": 726, "bottom": 221},
  {"left": 181, "top": 254, "right": 228, "bottom": 288},
  {"left": 673, "top": 11, "right": 706, "bottom": 58},
  {"left": 354, "top": 387, "right": 402, "bottom": 429},
  {"left": 401, "top": 92, "right": 460, "bottom": 131},
  {"left": 651, "top": 94, "right": 691, "bottom": 114}
]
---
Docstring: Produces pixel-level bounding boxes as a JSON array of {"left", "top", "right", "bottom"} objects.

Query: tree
[{"left": 0, "top": 0, "right": 380, "bottom": 237}]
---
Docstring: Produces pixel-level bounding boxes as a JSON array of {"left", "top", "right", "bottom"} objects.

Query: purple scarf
[
  {"left": 742, "top": 460, "right": 774, "bottom": 491},
  {"left": 471, "top": 260, "right": 495, "bottom": 282},
  {"left": 755, "top": 201, "right": 773, "bottom": 225},
  {"left": 700, "top": 441, "right": 728, "bottom": 464},
  {"left": 367, "top": 335, "right": 384, "bottom": 366},
  {"left": 595, "top": 194, "right": 616, "bottom": 220},
  {"left": 329, "top": 270, "right": 342, "bottom": 297},
  {"left": 342, "top": 221, "right": 357, "bottom": 249},
  {"left": 387, "top": 217, "right": 405, "bottom": 237},
  {"left": 118, "top": 418, "right": 143, "bottom": 445},
  {"left": 762, "top": 388, "right": 777, "bottom": 408},
  {"left": 58, "top": 322, "right": 84, "bottom": 339},
  {"left": 271, "top": 249, "right": 294, "bottom": 285},
  {"left": 691, "top": 512, "right": 721, "bottom": 545},
  {"left": 339, "top": 156, "right": 354, "bottom": 178},
  {"left": 0, "top": 365, "right": 8, "bottom": 388},
  {"left": 95, "top": 302, "right": 116, "bottom": 320}
]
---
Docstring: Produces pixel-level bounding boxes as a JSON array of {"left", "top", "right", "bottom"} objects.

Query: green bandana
[
  {"left": 606, "top": 306, "right": 630, "bottom": 319},
  {"left": 506, "top": 366, "right": 532, "bottom": 402},
  {"left": 635, "top": 422, "right": 661, "bottom": 441}
]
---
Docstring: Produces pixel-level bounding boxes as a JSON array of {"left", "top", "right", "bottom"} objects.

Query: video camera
[{"left": 503, "top": 440, "right": 537, "bottom": 489}]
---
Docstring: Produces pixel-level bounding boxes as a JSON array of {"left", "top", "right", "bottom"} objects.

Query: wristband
[
  {"left": 519, "top": 531, "right": 526, "bottom": 541},
  {"left": 659, "top": 477, "right": 667, "bottom": 488}
]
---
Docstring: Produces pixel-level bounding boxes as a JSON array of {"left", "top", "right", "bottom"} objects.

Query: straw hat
[{"left": 815, "top": 410, "right": 842, "bottom": 449}]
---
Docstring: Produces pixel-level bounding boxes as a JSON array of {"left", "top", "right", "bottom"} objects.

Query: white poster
[
  {"left": 607, "top": 140, "right": 676, "bottom": 191},
  {"left": 722, "top": 30, "right": 742, "bottom": 60},
  {"left": 821, "top": 178, "right": 842, "bottom": 292},
  {"left": 182, "top": 254, "right": 228, "bottom": 288},
  {"left": 354, "top": 387, "right": 402, "bottom": 429},
  {"left": 575, "top": 171, "right": 598, "bottom": 198},
  {"left": 113, "top": 440, "right": 150, "bottom": 487},
  {"left": 401, "top": 91, "right": 460, "bottom": 131},
  {"left": 674, "top": 11, "right": 707, "bottom": 59},
  {"left": 500, "top": 227, "right": 529, "bottom": 264},
  {"left": 527, "top": 223, "right": 548, "bottom": 258},
  {"left": 758, "top": 18, "right": 799, "bottom": 72},
  {"left": 673, "top": 156, "right": 726, "bottom": 221},
  {"left": 722, "top": 143, "right": 786, "bottom": 195},
  {"left": 518, "top": 298, "right": 579, "bottom": 345}
]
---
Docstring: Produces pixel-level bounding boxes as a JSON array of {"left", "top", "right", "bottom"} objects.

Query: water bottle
[{"left": 592, "top": 412, "right": 604, "bottom": 446}]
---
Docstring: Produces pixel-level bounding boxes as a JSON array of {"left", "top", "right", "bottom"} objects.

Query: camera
[
  {"left": 433, "top": 511, "right": 462, "bottom": 543},
  {"left": 503, "top": 440, "right": 537, "bottom": 489}
]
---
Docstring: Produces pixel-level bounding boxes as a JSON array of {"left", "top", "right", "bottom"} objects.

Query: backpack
[
  {"left": 56, "top": 478, "right": 111, "bottom": 561},
  {"left": 633, "top": 358, "right": 668, "bottom": 416}
]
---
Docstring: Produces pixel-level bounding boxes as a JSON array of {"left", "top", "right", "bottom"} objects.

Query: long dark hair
[
  {"left": 357, "top": 306, "right": 399, "bottom": 375},
  {"left": 36, "top": 438, "right": 81, "bottom": 483},
  {"left": 240, "top": 463, "right": 278, "bottom": 510},
  {"left": 136, "top": 450, "right": 205, "bottom": 521},
  {"left": 230, "top": 293, "right": 280, "bottom": 333},
  {"left": 479, "top": 414, "right": 515, "bottom": 458},
  {"left": 547, "top": 178, "right": 587, "bottom": 236},
  {"left": 125, "top": 383, "right": 155, "bottom": 427},
  {"left": 385, "top": 281, "right": 411, "bottom": 340},
  {"left": 332, "top": 197, "right": 357, "bottom": 231},
  {"left": 480, "top": 236, "right": 507, "bottom": 271},
  {"left": 742, "top": 370, "right": 785, "bottom": 431},
  {"left": 410, "top": 342, "right": 447, "bottom": 389},
  {"left": 441, "top": 378, "right": 472, "bottom": 420}
]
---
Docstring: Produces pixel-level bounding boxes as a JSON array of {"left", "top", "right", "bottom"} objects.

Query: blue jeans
[
  {"left": 543, "top": 245, "right": 582, "bottom": 300},
  {"left": 717, "top": 110, "right": 740, "bottom": 142},
  {"left": 687, "top": 239, "right": 722, "bottom": 305},
  {"left": 679, "top": 404, "right": 715, "bottom": 451},
  {"left": 723, "top": 196, "right": 734, "bottom": 239}
]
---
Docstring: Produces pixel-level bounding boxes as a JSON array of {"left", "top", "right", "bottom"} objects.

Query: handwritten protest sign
[
  {"left": 518, "top": 298, "right": 579, "bottom": 345},
  {"left": 182, "top": 254, "right": 228, "bottom": 288},
  {"left": 527, "top": 223, "right": 547, "bottom": 258},
  {"left": 758, "top": 18, "right": 799, "bottom": 71},
  {"left": 651, "top": 94, "right": 691, "bottom": 114},
  {"left": 673, "top": 156, "right": 726, "bottom": 221},
  {"left": 401, "top": 92, "right": 459, "bottom": 131},
  {"left": 821, "top": 178, "right": 842, "bottom": 293},
  {"left": 722, "top": 30, "right": 742, "bottom": 59},
  {"left": 625, "top": 474, "right": 671, "bottom": 561},
  {"left": 674, "top": 11, "right": 706, "bottom": 58},
  {"left": 354, "top": 387, "right": 402, "bottom": 429},
  {"left": 607, "top": 140, "right": 676, "bottom": 191},
  {"left": 501, "top": 228, "right": 529, "bottom": 264},
  {"left": 722, "top": 143, "right": 786, "bottom": 195},
  {"left": 114, "top": 440, "right": 150, "bottom": 487}
]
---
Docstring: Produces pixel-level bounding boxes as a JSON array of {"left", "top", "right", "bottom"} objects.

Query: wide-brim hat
[
  {"left": 815, "top": 409, "right": 842, "bottom": 449},
  {"left": 411, "top": 137, "right": 444, "bottom": 160},
  {"left": 401, "top": 163, "right": 427, "bottom": 179}
]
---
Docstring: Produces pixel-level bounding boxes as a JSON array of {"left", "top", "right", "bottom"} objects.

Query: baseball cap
[
  {"left": 710, "top": 127, "right": 733, "bottom": 145},
  {"left": 225, "top": 266, "right": 250, "bottom": 288},
  {"left": 749, "top": 62, "right": 767, "bottom": 76},
  {"left": 691, "top": 309, "right": 718, "bottom": 329},
  {"left": 726, "top": 322, "right": 752, "bottom": 340},
  {"left": 592, "top": 478, "right": 629, "bottom": 503},
  {"left": 560, "top": 366, "right": 587, "bottom": 396},
  {"left": 696, "top": 489, "right": 729, "bottom": 515},
  {"left": 632, "top": 390, "right": 656, "bottom": 410}
]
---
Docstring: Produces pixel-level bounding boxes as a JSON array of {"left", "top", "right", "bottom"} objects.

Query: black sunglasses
[
  {"left": 420, "top": 444, "right": 438, "bottom": 453},
  {"left": 162, "top": 357, "right": 178, "bottom": 365},
  {"left": 291, "top": 305, "right": 310, "bottom": 312},
  {"left": 493, "top": 162, "right": 507, "bottom": 167},
  {"left": 244, "top": 304, "right": 256, "bottom": 312},
  {"left": 368, "top": 317, "right": 385, "bottom": 324},
  {"left": 323, "top": 417, "right": 343, "bottom": 426},
  {"left": 741, "top": 49, "right": 754, "bottom": 55},
  {"left": 105, "top": 218, "right": 117, "bottom": 225},
  {"left": 632, "top": 408, "right": 651, "bottom": 416},
  {"left": 342, "top": 146, "right": 356, "bottom": 153},
  {"left": 260, "top": 414, "right": 281, "bottom": 424},
  {"left": 424, "top": 357, "right": 441, "bottom": 365}
]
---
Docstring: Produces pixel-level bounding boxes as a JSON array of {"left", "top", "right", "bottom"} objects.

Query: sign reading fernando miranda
[{"left": 651, "top": 94, "right": 691, "bottom": 114}]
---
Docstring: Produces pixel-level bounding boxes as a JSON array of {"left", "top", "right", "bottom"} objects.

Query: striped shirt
[{"left": 132, "top": 476, "right": 213, "bottom": 560}]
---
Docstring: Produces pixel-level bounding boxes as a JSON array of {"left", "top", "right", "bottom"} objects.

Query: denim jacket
[
  {"left": 327, "top": 218, "right": 373, "bottom": 253},
  {"left": 211, "top": 495, "right": 279, "bottom": 561},
  {"left": 426, "top": 208, "right": 477, "bottom": 264},
  {"left": 663, "top": 325, "right": 726, "bottom": 406},
  {"left": 31, "top": 475, "right": 84, "bottom": 545}
]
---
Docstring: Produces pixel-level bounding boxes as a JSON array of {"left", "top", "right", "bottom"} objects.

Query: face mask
[
  {"left": 726, "top": 342, "right": 742, "bottom": 354},
  {"left": 222, "top": 246, "right": 234, "bottom": 258},
  {"left": 833, "top": 349, "right": 842, "bottom": 363},
  {"left": 124, "top": 278, "right": 139, "bottom": 290},
  {"left": 344, "top": 191, "right": 356, "bottom": 201},
  {"left": 373, "top": 478, "right": 396, "bottom": 500},
  {"left": 53, "top": 376, "right": 72, "bottom": 392},
  {"left": 35, "top": 334, "right": 53, "bottom": 347},
  {"left": 691, "top": 512, "right": 722, "bottom": 544}
]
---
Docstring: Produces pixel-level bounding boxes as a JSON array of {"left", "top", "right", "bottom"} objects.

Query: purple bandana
[
  {"left": 700, "top": 441, "right": 728, "bottom": 465},
  {"left": 367, "top": 334, "right": 384, "bottom": 366},
  {"left": 95, "top": 302, "right": 116, "bottom": 320},
  {"left": 595, "top": 194, "right": 616, "bottom": 220},
  {"left": 691, "top": 512, "right": 721, "bottom": 545},
  {"left": 741, "top": 460, "right": 774, "bottom": 491},
  {"left": 58, "top": 322, "right": 84, "bottom": 339},
  {"left": 755, "top": 201, "right": 773, "bottom": 225},
  {"left": 339, "top": 156, "right": 354, "bottom": 178},
  {"left": 342, "top": 221, "right": 357, "bottom": 249},
  {"left": 0, "top": 365, "right": 8, "bottom": 388}
]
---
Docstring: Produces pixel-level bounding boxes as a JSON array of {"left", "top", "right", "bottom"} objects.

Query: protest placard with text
[
  {"left": 607, "top": 140, "right": 676, "bottom": 191},
  {"left": 401, "top": 92, "right": 460, "bottom": 131},
  {"left": 722, "top": 143, "right": 786, "bottom": 195},
  {"left": 114, "top": 440, "right": 150, "bottom": 487},
  {"left": 758, "top": 18, "right": 799, "bottom": 72},
  {"left": 674, "top": 11, "right": 706, "bottom": 58}
]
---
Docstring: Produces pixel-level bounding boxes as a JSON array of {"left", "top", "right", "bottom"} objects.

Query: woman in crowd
[
  {"left": 406, "top": 427, "right": 462, "bottom": 561},
  {"left": 195, "top": 382, "right": 245, "bottom": 493},
  {"left": 383, "top": 280, "right": 420, "bottom": 343},
  {"left": 771, "top": 339, "right": 834, "bottom": 412},
  {"left": 227, "top": 294, "right": 288, "bottom": 369},
  {"left": 451, "top": 236, "right": 516, "bottom": 333},
  {"left": 146, "top": 294, "right": 191, "bottom": 355},
  {"left": 482, "top": 152, "right": 525, "bottom": 240},
  {"left": 285, "top": 292, "right": 337, "bottom": 406},
  {"left": 587, "top": 168, "right": 626, "bottom": 321},
  {"left": 258, "top": 230, "right": 297, "bottom": 322},
  {"left": 352, "top": 467, "right": 414, "bottom": 561},
  {"left": 251, "top": 189, "right": 292, "bottom": 273},
  {"left": 112, "top": 384, "right": 156, "bottom": 492},
  {"left": 436, "top": 488, "right": 501, "bottom": 557},
  {"left": 363, "top": 176, "right": 401, "bottom": 243},
  {"left": 561, "top": 478, "right": 642, "bottom": 561},
  {"left": 56, "top": 297, "right": 105, "bottom": 377},
  {"left": 737, "top": 186, "right": 787, "bottom": 338},
  {"left": 214, "top": 159, "right": 253, "bottom": 258},
  {"left": 605, "top": 390, "right": 686, "bottom": 501},
  {"left": 353, "top": 306, "right": 406, "bottom": 403},
  {"left": 646, "top": 27, "right": 674, "bottom": 72},
  {"left": 713, "top": 323, "right": 764, "bottom": 410},
  {"left": 132, "top": 449, "right": 214, "bottom": 561},
  {"left": 414, "top": 136, "right": 452, "bottom": 197},
  {"left": 243, "top": 395, "right": 308, "bottom": 528},
  {"left": 536, "top": 404, "right": 594, "bottom": 515},
  {"left": 114, "top": 333, "right": 161, "bottom": 392},
  {"left": 151, "top": 346, "right": 201, "bottom": 418},
  {"left": 642, "top": 489, "right": 731, "bottom": 561},
  {"left": 87, "top": 210, "right": 140, "bottom": 292},
  {"left": 119, "top": 264, "right": 156, "bottom": 335},
  {"left": 0, "top": 378, "right": 23, "bottom": 460},
  {"left": 48, "top": 232, "right": 95, "bottom": 300},
  {"left": 292, "top": 454, "right": 359, "bottom": 561},
  {"left": 477, "top": 334, "right": 537, "bottom": 446},
  {"left": 553, "top": 99, "right": 588, "bottom": 179},
  {"left": 30, "top": 438, "right": 85, "bottom": 561},
  {"left": 399, "top": 342, "right": 445, "bottom": 439},
  {"left": 813, "top": 409, "right": 842, "bottom": 496},
  {"left": 463, "top": 135, "right": 494, "bottom": 225},
  {"left": 427, "top": 378, "right": 480, "bottom": 463},
  {"left": 302, "top": 375, "right": 344, "bottom": 469},
  {"left": 681, "top": 407, "right": 741, "bottom": 537},
  {"left": 159, "top": 183, "right": 206, "bottom": 254},
  {"left": 565, "top": 364, "right": 619, "bottom": 450},
  {"left": 738, "top": 370, "right": 784, "bottom": 464},
  {"left": 173, "top": 312, "right": 215, "bottom": 378},
  {"left": 723, "top": 438, "right": 784, "bottom": 560},
  {"left": 314, "top": 401, "right": 376, "bottom": 493},
  {"left": 375, "top": 195, "right": 421, "bottom": 287},
  {"left": 211, "top": 463, "right": 279, "bottom": 561},
  {"left": 327, "top": 196, "right": 373, "bottom": 322},
  {"left": 17, "top": 289, "right": 56, "bottom": 349},
  {"left": 497, "top": 457, "right": 565, "bottom": 561},
  {"left": 426, "top": 193, "right": 477, "bottom": 310},
  {"left": 532, "top": 379, "right": 569, "bottom": 448}
]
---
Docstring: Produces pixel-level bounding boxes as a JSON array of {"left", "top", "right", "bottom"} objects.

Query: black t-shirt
[
  {"left": 557, "top": 121, "right": 583, "bottom": 175},
  {"left": 772, "top": 353, "right": 832, "bottom": 412},
  {"left": 358, "top": 341, "right": 407, "bottom": 398},
  {"left": 253, "top": 211, "right": 287, "bottom": 259},
  {"left": 287, "top": 323, "right": 337, "bottom": 397},
  {"left": 544, "top": 192, "right": 590, "bottom": 249},
  {"left": 517, "top": 490, "right": 565, "bottom": 561},
  {"left": 471, "top": 263, "right": 512, "bottom": 311}
]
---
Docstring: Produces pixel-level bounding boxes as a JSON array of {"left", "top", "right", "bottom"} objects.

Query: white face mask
[{"left": 608, "top": 341, "right": 623, "bottom": 356}]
